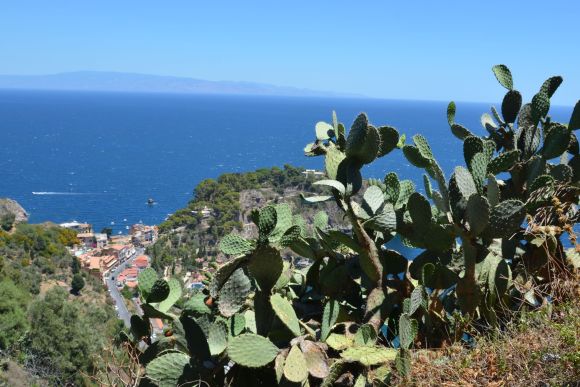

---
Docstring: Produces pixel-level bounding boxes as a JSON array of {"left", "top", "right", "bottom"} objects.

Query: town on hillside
[{"left": 60, "top": 221, "right": 158, "bottom": 287}]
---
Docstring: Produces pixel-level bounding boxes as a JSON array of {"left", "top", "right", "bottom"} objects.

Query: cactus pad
[
  {"left": 403, "top": 145, "right": 431, "bottom": 168},
  {"left": 146, "top": 352, "right": 191, "bottom": 387},
  {"left": 315, "top": 121, "right": 334, "bottom": 141},
  {"left": 488, "top": 200, "right": 525, "bottom": 238},
  {"left": 487, "top": 150, "right": 521, "bottom": 175},
  {"left": 218, "top": 268, "right": 251, "bottom": 317},
  {"left": 283, "top": 345, "right": 309, "bottom": 383},
  {"left": 219, "top": 233, "right": 253, "bottom": 256},
  {"left": 501, "top": 90, "right": 522, "bottom": 124},
  {"left": 270, "top": 294, "right": 301, "bottom": 337},
  {"left": 363, "top": 185, "right": 385, "bottom": 215},
  {"left": 542, "top": 124, "right": 570, "bottom": 159},
  {"left": 413, "top": 134, "right": 434, "bottom": 160},
  {"left": 399, "top": 313, "right": 418, "bottom": 349},
  {"left": 248, "top": 245, "right": 283, "bottom": 292},
  {"left": 492, "top": 64, "right": 513, "bottom": 90},
  {"left": 205, "top": 320, "right": 228, "bottom": 357},
  {"left": 346, "top": 114, "right": 380, "bottom": 164},
  {"left": 451, "top": 123, "right": 474, "bottom": 140},
  {"left": 447, "top": 101, "right": 456, "bottom": 125},
  {"left": 227, "top": 334, "right": 279, "bottom": 368},
  {"left": 531, "top": 91, "right": 550, "bottom": 123},
  {"left": 300, "top": 340, "right": 330, "bottom": 379},
  {"left": 340, "top": 346, "right": 397, "bottom": 366},
  {"left": 377, "top": 125, "right": 399, "bottom": 157},
  {"left": 384, "top": 172, "right": 400, "bottom": 204},
  {"left": 466, "top": 194, "right": 490, "bottom": 236},
  {"left": 158, "top": 278, "right": 182, "bottom": 313},
  {"left": 325, "top": 145, "right": 346, "bottom": 180},
  {"left": 147, "top": 279, "right": 170, "bottom": 303},
  {"left": 138, "top": 268, "right": 158, "bottom": 298}
]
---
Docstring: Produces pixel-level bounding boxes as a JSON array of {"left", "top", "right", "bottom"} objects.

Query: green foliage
[
  {"left": 70, "top": 273, "right": 85, "bottom": 294},
  {"left": 128, "top": 65, "right": 579, "bottom": 387}
]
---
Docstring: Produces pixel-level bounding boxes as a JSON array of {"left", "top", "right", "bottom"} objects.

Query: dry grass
[{"left": 390, "top": 301, "right": 580, "bottom": 386}]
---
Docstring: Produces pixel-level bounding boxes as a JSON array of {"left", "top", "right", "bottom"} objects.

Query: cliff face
[{"left": 0, "top": 198, "right": 29, "bottom": 223}]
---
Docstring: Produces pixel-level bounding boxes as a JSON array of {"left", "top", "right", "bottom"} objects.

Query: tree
[
  {"left": 71, "top": 273, "right": 85, "bottom": 295},
  {"left": 70, "top": 256, "right": 80, "bottom": 274},
  {"left": 0, "top": 213, "right": 15, "bottom": 231}
]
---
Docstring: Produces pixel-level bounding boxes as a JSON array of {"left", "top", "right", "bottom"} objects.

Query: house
[
  {"left": 117, "top": 267, "right": 139, "bottom": 287},
  {"left": 95, "top": 233, "right": 108, "bottom": 249},
  {"left": 192, "top": 206, "right": 214, "bottom": 219},
  {"left": 134, "top": 255, "right": 149, "bottom": 270},
  {"left": 301, "top": 169, "right": 325, "bottom": 177},
  {"left": 104, "top": 244, "right": 135, "bottom": 263},
  {"left": 130, "top": 224, "right": 159, "bottom": 246},
  {"left": 77, "top": 233, "right": 96, "bottom": 248},
  {"left": 100, "top": 254, "right": 118, "bottom": 272},
  {"left": 60, "top": 221, "right": 93, "bottom": 234},
  {"left": 89, "top": 256, "right": 101, "bottom": 277}
]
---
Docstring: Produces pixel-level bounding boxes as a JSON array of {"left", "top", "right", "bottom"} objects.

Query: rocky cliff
[{"left": 0, "top": 198, "right": 29, "bottom": 223}]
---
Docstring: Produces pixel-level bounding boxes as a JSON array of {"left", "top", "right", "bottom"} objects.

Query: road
[{"left": 105, "top": 247, "right": 144, "bottom": 327}]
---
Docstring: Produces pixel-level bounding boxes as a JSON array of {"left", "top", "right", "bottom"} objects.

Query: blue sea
[{"left": 0, "top": 90, "right": 573, "bottom": 235}]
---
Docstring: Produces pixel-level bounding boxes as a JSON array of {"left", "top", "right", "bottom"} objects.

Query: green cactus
[
  {"left": 377, "top": 125, "right": 400, "bottom": 157},
  {"left": 227, "top": 334, "right": 279, "bottom": 368},
  {"left": 270, "top": 293, "right": 301, "bottom": 337},
  {"left": 248, "top": 245, "right": 283, "bottom": 292},
  {"left": 354, "top": 324, "right": 378, "bottom": 347},
  {"left": 399, "top": 313, "right": 418, "bottom": 349},
  {"left": 492, "top": 64, "right": 513, "bottom": 90},
  {"left": 325, "top": 144, "right": 346, "bottom": 180},
  {"left": 321, "top": 299, "right": 340, "bottom": 342},
  {"left": 138, "top": 267, "right": 158, "bottom": 298},
  {"left": 220, "top": 233, "right": 253, "bottom": 256},
  {"left": 147, "top": 279, "right": 170, "bottom": 303},
  {"left": 208, "top": 320, "right": 228, "bottom": 356},
  {"left": 447, "top": 101, "right": 456, "bottom": 125},
  {"left": 218, "top": 268, "right": 251, "bottom": 317},
  {"left": 315, "top": 121, "right": 334, "bottom": 141},
  {"left": 451, "top": 123, "right": 475, "bottom": 140},
  {"left": 384, "top": 172, "right": 400, "bottom": 204},
  {"left": 340, "top": 346, "right": 397, "bottom": 366},
  {"left": 466, "top": 194, "right": 490, "bottom": 236},
  {"left": 488, "top": 200, "right": 525, "bottom": 238},
  {"left": 542, "top": 123, "right": 570, "bottom": 159},
  {"left": 501, "top": 90, "right": 522, "bottom": 124},
  {"left": 346, "top": 114, "right": 382, "bottom": 165},
  {"left": 146, "top": 351, "right": 191, "bottom": 387},
  {"left": 363, "top": 185, "right": 385, "bottom": 215},
  {"left": 403, "top": 144, "right": 432, "bottom": 168},
  {"left": 540, "top": 76, "right": 563, "bottom": 98},
  {"left": 283, "top": 345, "right": 309, "bottom": 383},
  {"left": 531, "top": 91, "right": 550, "bottom": 123},
  {"left": 158, "top": 278, "right": 182, "bottom": 313},
  {"left": 487, "top": 150, "right": 521, "bottom": 174}
]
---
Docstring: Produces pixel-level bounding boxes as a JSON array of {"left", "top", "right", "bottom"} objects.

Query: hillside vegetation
[
  {"left": 120, "top": 65, "right": 579, "bottom": 387},
  {"left": 148, "top": 165, "right": 348, "bottom": 272},
  {"left": 0, "top": 216, "right": 122, "bottom": 386}
]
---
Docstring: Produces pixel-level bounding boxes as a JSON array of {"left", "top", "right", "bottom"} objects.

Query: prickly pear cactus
[{"left": 127, "top": 65, "right": 578, "bottom": 387}]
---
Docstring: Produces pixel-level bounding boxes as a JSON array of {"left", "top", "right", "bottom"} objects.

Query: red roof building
[{"left": 134, "top": 255, "right": 150, "bottom": 269}]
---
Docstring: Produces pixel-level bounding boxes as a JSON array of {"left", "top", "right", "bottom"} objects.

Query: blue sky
[{"left": 1, "top": 1, "right": 578, "bottom": 104}]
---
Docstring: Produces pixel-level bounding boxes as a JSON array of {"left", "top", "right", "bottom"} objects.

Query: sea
[{"left": 0, "top": 89, "right": 573, "bottom": 236}]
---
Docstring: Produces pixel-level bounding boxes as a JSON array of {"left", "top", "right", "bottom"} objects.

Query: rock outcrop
[{"left": 0, "top": 198, "right": 29, "bottom": 223}]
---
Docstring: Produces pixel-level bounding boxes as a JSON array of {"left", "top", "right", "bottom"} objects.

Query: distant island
[{"left": 0, "top": 71, "right": 363, "bottom": 98}]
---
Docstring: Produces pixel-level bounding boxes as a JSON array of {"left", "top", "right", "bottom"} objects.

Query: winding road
[{"left": 105, "top": 247, "right": 144, "bottom": 327}]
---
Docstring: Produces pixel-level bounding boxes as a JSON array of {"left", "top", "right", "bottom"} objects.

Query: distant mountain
[{"left": 0, "top": 71, "right": 362, "bottom": 98}]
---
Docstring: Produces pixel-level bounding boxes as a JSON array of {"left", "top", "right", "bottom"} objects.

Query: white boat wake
[{"left": 32, "top": 192, "right": 95, "bottom": 195}]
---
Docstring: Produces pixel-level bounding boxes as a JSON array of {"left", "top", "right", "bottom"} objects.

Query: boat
[{"left": 147, "top": 198, "right": 155, "bottom": 205}]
